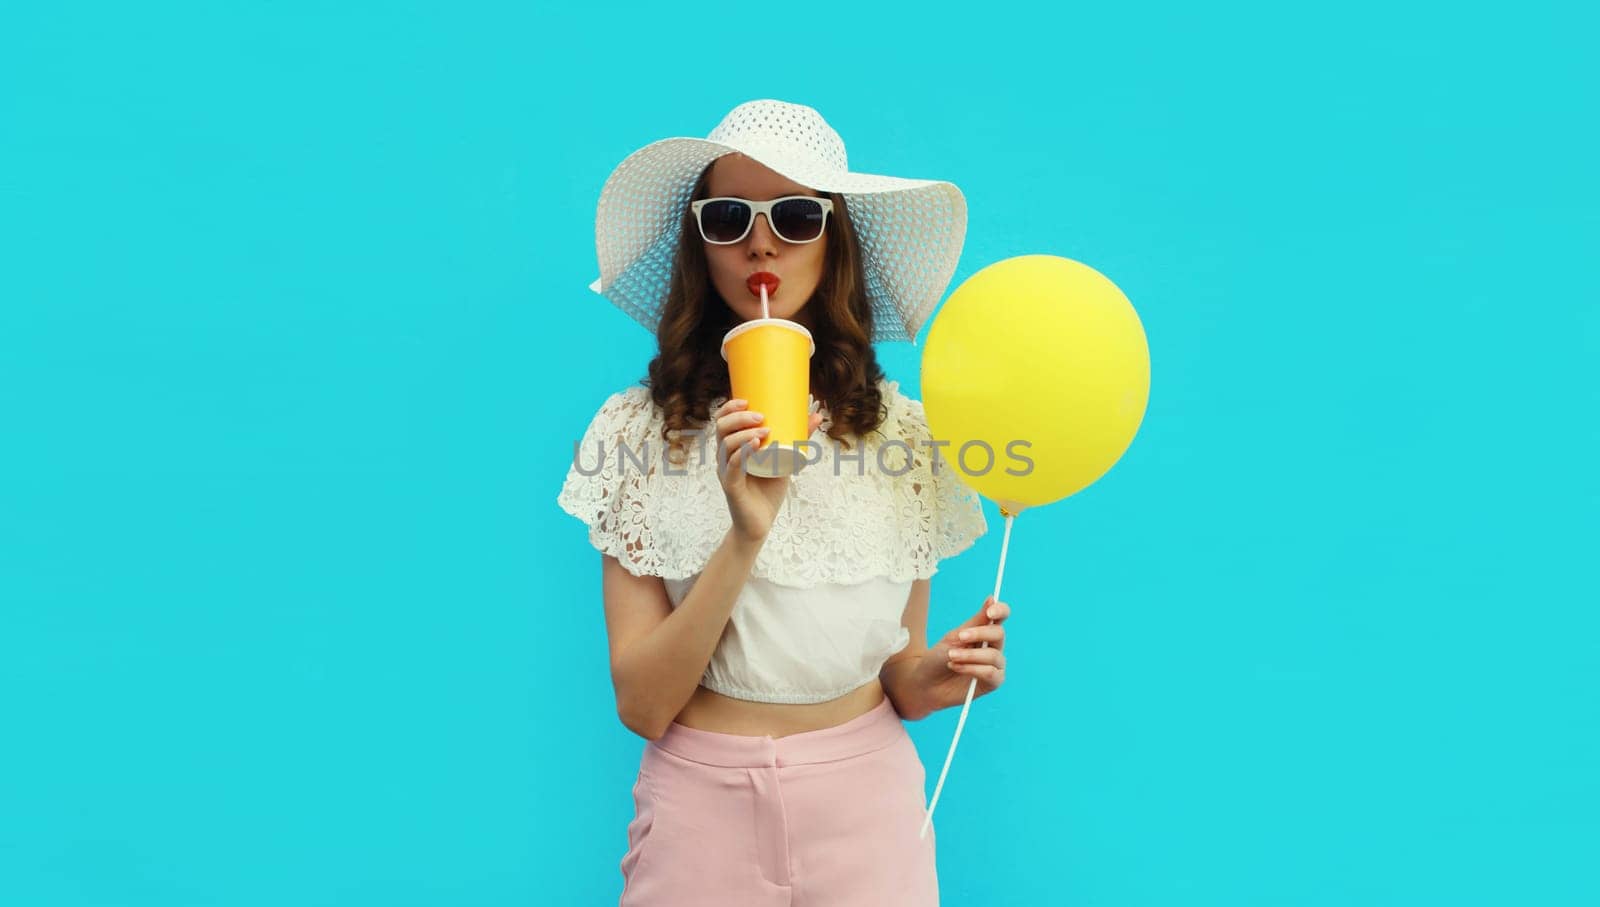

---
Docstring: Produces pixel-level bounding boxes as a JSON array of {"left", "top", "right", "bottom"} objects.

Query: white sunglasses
[{"left": 689, "top": 195, "right": 835, "bottom": 245}]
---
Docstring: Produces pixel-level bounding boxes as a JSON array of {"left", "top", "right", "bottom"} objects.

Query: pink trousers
[{"left": 617, "top": 696, "right": 940, "bottom": 906}]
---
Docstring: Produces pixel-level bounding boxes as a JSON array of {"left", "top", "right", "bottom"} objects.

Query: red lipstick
[{"left": 746, "top": 272, "right": 780, "bottom": 298}]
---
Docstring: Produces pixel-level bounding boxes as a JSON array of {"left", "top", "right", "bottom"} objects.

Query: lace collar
[{"left": 558, "top": 378, "right": 988, "bottom": 587}]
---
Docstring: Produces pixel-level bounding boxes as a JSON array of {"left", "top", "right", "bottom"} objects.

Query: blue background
[{"left": 3, "top": 2, "right": 1595, "bottom": 905}]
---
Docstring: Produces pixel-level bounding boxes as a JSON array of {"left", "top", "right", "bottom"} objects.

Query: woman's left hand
[{"left": 905, "top": 596, "right": 1010, "bottom": 713}]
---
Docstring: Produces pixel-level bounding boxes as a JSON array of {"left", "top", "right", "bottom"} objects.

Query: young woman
[{"left": 559, "top": 99, "right": 1013, "bottom": 906}]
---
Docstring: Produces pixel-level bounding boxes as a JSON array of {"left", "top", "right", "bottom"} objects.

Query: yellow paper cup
[{"left": 721, "top": 318, "right": 815, "bottom": 477}]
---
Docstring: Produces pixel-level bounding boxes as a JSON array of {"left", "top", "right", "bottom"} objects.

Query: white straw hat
[{"left": 587, "top": 99, "right": 967, "bottom": 345}]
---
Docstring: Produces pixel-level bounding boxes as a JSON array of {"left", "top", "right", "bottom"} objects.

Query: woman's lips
[{"left": 746, "top": 272, "right": 780, "bottom": 298}]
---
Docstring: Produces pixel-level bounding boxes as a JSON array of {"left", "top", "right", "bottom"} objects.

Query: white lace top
[{"left": 556, "top": 377, "right": 987, "bottom": 704}]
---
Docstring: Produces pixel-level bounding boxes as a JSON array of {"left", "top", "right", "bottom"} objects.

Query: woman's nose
[{"left": 746, "top": 213, "right": 779, "bottom": 256}]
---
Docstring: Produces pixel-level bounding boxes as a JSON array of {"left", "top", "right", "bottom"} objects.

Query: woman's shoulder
[
  {"left": 579, "top": 383, "right": 663, "bottom": 434},
  {"left": 870, "top": 376, "right": 932, "bottom": 442},
  {"left": 596, "top": 382, "right": 655, "bottom": 413}
]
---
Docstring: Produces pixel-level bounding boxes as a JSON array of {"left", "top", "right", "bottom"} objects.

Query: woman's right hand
[{"left": 713, "top": 397, "right": 824, "bottom": 544}]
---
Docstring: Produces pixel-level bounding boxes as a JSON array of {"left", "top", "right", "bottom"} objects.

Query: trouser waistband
[{"left": 648, "top": 696, "right": 904, "bottom": 768}]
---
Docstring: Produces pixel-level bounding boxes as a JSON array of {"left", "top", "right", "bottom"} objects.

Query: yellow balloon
[{"left": 921, "top": 255, "right": 1150, "bottom": 514}]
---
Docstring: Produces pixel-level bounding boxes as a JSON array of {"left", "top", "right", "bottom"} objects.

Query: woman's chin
[
  {"left": 736, "top": 305, "right": 778, "bottom": 322},
  {"left": 728, "top": 298, "right": 803, "bottom": 323}
]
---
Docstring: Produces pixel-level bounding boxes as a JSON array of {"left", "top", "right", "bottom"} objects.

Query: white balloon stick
[{"left": 920, "top": 509, "right": 1015, "bottom": 840}]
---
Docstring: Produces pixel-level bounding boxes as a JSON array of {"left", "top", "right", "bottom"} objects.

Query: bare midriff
[{"left": 670, "top": 678, "right": 887, "bottom": 739}]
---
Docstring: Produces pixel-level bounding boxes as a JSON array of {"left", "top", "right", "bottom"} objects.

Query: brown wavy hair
[{"left": 644, "top": 163, "right": 888, "bottom": 465}]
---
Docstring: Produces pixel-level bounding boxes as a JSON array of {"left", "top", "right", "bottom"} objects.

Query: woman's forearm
[
  {"left": 614, "top": 528, "right": 764, "bottom": 739},
  {"left": 880, "top": 654, "right": 934, "bottom": 721}
]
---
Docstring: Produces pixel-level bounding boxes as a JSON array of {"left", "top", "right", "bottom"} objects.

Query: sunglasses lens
[
  {"left": 772, "top": 198, "right": 827, "bottom": 242},
  {"left": 699, "top": 200, "right": 751, "bottom": 243}
]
